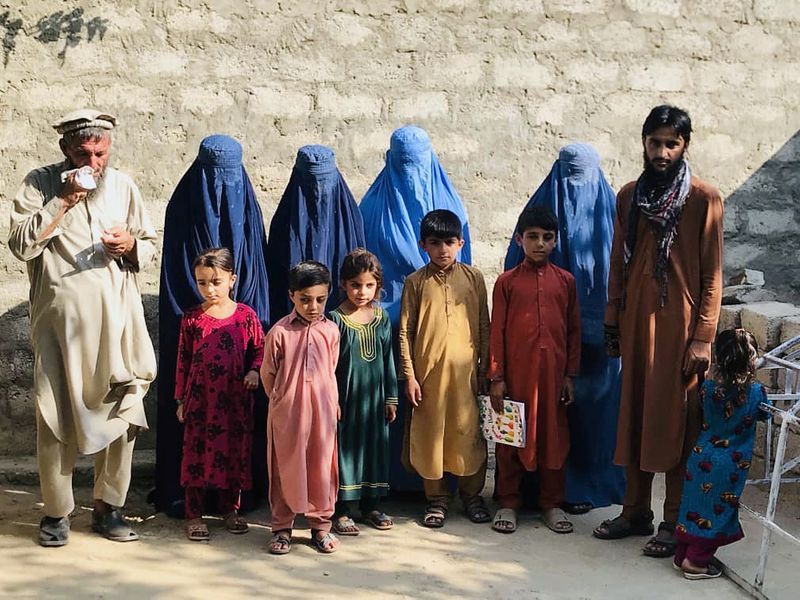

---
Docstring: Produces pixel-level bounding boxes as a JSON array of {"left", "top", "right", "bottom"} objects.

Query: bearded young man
[
  {"left": 8, "top": 109, "right": 157, "bottom": 546},
  {"left": 593, "top": 105, "right": 723, "bottom": 559}
]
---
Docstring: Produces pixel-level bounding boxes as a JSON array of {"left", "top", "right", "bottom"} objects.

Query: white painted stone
[
  {"left": 546, "top": 0, "right": 610, "bottom": 14},
  {"left": 628, "top": 62, "right": 691, "bottom": 92},
  {"left": 623, "top": 0, "right": 681, "bottom": 17},
  {"left": 247, "top": 87, "right": 313, "bottom": 118},
  {"left": 180, "top": 88, "right": 235, "bottom": 115},
  {"left": 492, "top": 56, "right": 552, "bottom": 88},
  {"left": 416, "top": 53, "right": 485, "bottom": 87},
  {"left": 754, "top": 0, "right": 800, "bottom": 21},
  {"left": 746, "top": 209, "right": 798, "bottom": 235},
  {"left": 391, "top": 92, "right": 449, "bottom": 120},
  {"left": 740, "top": 302, "right": 800, "bottom": 350},
  {"left": 137, "top": 50, "right": 189, "bottom": 75},
  {"left": 317, "top": 89, "right": 382, "bottom": 118},
  {"left": 94, "top": 85, "right": 154, "bottom": 112},
  {"left": 324, "top": 13, "right": 375, "bottom": 46}
]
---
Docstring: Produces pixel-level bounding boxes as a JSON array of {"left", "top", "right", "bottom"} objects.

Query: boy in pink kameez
[{"left": 261, "top": 261, "right": 341, "bottom": 554}]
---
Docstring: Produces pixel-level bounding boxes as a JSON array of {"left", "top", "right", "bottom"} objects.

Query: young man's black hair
[
  {"left": 641, "top": 105, "right": 692, "bottom": 144},
  {"left": 420, "top": 209, "right": 463, "bottom": 241},
  {"left": 515, "top": 206, "right": 558, "bottom": 236}
]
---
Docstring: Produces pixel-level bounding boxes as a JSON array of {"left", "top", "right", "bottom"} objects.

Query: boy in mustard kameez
[{"left": 399, "top": 209, "right": 491, "bottom": 528}]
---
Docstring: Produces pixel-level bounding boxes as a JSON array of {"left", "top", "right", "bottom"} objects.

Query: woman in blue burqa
[
  {"left": 153, "top": 135, "right": 271, "bottom": 517},
  {"left": 505, "top": 143, "right": 625, "bottom": 513},
  {"left": 265, "top": 145, "right": 365, "bottom": 320},
  {"left": 360, "top": 125, "right": 472, "bottom": 491}
]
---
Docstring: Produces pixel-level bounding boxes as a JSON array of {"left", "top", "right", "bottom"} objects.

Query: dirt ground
[{"left": 0, "top": 481, "right": 750, "bottom": 600}]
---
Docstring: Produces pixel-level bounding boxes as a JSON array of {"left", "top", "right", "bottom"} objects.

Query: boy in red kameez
[
  {"left": 261, "top": 261, "right": 341, "bottom": 555},
  {"left": 488, "top": 206, "right": 581, "bottom": 534}
]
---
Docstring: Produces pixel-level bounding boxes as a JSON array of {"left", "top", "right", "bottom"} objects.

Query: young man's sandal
[
  {"left": 492, "top": 508, "right": 517, "bottom": 533},
  {"left": 311, "top": 529, "right": 339, "bottom": 553},
  {"left": 333, "top": 515, "right": 360, "bottom": 536},
  {"left": 223, "top": 511, "right": 249, "bottom": 534},
  {"left": 39, "top": 516, "right": 70, "bottom": 547},
  {"left": 593, "top": 512, "right": 654, "bottom": 540},
  {"left": 92, "top": 508, "right": 139, "bottom": 542},
  {"left": 186, "top": 518, "right": 210, "bottom": 542},
  {"left": 268, "top": 530, "right": 292, "bottom": 555},
  {"left": 543, "top": 507, "right": 573, "bottom": 534},
  {"left": 422, "top": 500, "right": 448, "bottom": 528},
  {"left": 362, "top": 510, "right": 393, "bottom": 530},
  {"left": 463, "top": 496, "right": 492, "bottom": 524},
  {"left": 643, "top": 521, "right": 676, "bottom": 558}
]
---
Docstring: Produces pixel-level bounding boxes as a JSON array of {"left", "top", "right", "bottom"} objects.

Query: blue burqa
[
  {"left": 266, "top": 145, "right": 365, "bottom": 320},
  {"left": 154, "top": 135, "right": 271, "bottom": 516},
  {"left": 505, "top": 143, "right": 625, "bottom": 508},
  {"left": 360, "top": 125, "right": 472, "bottom": 492}
]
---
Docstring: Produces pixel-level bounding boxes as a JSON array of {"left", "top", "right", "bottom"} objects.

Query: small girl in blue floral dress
[{"left": 675, "top": 328, "right": 769, "bottom": 579}]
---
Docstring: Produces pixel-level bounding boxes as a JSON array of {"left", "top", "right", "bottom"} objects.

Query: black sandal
[
  {"left": 91, "top": 508, "right": 139, "bottom": 542},
  {"left": 593, "top": 512, "right": 654, "bottom": 540},
  {"left": 39, "top": 516, "right": 70, "bottom": 547},
  {"left": 463, "top": 495, "right": 491, "bottom": 524},
  {"left": 643, "top": 521, "right": 677, "bottom": 558},
  {"left": 562, "top": 502, "right": 593, "bottom": 515},
  {"left": 422, "top": 500, "right": 448, "bottom": 528}
]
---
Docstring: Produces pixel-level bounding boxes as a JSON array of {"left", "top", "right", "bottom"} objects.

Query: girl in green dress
[{"left": 330, "top": 249, "right": 399, "bottom": 536}]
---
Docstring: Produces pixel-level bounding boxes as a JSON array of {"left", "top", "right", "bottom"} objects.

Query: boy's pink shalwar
[{"left": 262, "top": 311, "right": 340, "bottom": 532}]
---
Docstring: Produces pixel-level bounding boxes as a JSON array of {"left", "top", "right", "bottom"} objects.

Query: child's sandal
[
  {"left": 311, "top": 529, "right": 339, "bottom": 554},
  {"left": 186, "top": 519, "right": 210, "bottom": 542},
  {"left": 224, "top": 511, "right": 249, "bottom": 534},
  {"left": 333, "top": 515, "right": 360, "bottom": 536},
  {"left": 422, "top": 500, "right": 448, "bottom": 528},
  {"left": 268, "top": 530, "right": 292, "bottom": 555}
]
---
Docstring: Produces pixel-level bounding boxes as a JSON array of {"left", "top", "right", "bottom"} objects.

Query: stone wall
[{"left": 1, "top": 0, "right": 799, "bottom": 456}]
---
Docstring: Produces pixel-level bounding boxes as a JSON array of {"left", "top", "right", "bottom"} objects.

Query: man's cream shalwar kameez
[{"left": 8, "top": 162, "right": 157, "bottom": 517}]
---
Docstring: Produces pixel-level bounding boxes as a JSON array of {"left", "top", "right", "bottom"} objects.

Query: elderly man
[
  {"left": 8, "top": 109, "right": 157, "bottom": 546},
  {"left": 593, "top": 105, "right": 723, "bottom": 558}
]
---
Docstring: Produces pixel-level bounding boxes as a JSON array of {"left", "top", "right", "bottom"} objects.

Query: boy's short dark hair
[
  {"left": 515, "top": 206, "right": 558, "bottom": 235},
  {"left": 420, "top": 209, "right": 463, "bottom": 241},
  {"left": 288, "top": 260, "right": 331, "bottom": 292}
]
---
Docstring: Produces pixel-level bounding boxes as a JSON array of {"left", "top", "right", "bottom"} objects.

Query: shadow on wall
[
  {"left": 0, "top": 293, "right": 159, "bottom": 456},
  {"left": 724, "top": 130, "right": 800, "bottom": 303}
]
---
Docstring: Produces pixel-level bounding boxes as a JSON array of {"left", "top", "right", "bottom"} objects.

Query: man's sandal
[
  {"left": 268, "top": 530, "right": 292, "bottom": 555},
  {"left": 92, "top": 508, "right": 139, "bottom": 542},
  {"left": 39, "top": 516, "right": 70, "bottom": 547},
  {"left": 362, "top": 510, "right": 393, "bottom": 530},
  {"left": 543, "top": 508, "right": 574, "bottom": 534},
  {"left": 593, "top": 513, "right": 654, "bottom": 540},
  {"left": 333, "top": 515, "right": 360, "bottom": 536},
  {"left": 643, "top": 521, "right": 677, "bottom": 558},
  {"left": 463, "top": 495, "right": 492, "bottom": 524},
  {"left": 492, "top": 508, "right": 517, "bottom": 533},
  {"left": 422, "top": 500, "right": 448, "bottom": 528},
  {"left": 186, "top": 518, "right": 210, "bottom": 541},
  {"left": 311, "top": 529, "right": 339, "bottom": 554},
  {"left": 223, "top": 511, "right": 249, "bottom": 534}
]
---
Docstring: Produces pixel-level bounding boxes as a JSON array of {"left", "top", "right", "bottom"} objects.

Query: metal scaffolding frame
[{"left": 743, "top": 335, "right": 800, "bottom": 593}]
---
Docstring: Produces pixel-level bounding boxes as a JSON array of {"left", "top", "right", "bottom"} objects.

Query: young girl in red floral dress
[{"left": 175, "top": 248, "right": 264, "bottom": 541}]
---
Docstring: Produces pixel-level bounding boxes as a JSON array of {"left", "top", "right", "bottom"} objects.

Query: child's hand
[
  {"left": 406, "top": 378, "right": 422, "bottom": 407},
  {"left": 176, "top": 404, "right": 185, "bottom": 423},
  {"left": 489, "top": 380, "right": 506, "bottom": 413},
  {"left": 560, "top": 377, "right": 575, "bottom": 406},
  {"left": 385, "top": 404, "right": 397, "bottom": 423},
  {"left": 243, "top": 370, "right": 260, "bottom": 390}
]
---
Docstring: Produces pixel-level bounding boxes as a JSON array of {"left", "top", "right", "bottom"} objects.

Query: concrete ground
[{"left": 0, "top": 470, "right": 751, "bottom": 600}]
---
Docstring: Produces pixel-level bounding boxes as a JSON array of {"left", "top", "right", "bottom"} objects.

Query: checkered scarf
[{"left": 622, "top": 159, "right": 691, "bottom": 307}]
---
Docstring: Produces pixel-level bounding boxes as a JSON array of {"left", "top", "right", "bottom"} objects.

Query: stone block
[
  {"left": 136, "top": 50, "right": 189, "bottom": 76},
  {"left": 415, "top": 53, "right": 485, "bottom": 87},
  {"left": 628, "top": 62, "right": 691, "bottom": 92},
  {"left": 723, "top": 203, "right": 738, "bottom": 234},
  {"left": 623, "top": 0, "right": 680, "bottom": 17},
  {"left": 323, "top": 13, "right": 376, "bottom": 46},
  {"left": 545, "top": 0, "right": 610, "bottom": 14},
  {"left": 740, "top": 302, "right": 800, "bottom": 350},
  {"left": 317, "top": 89, "right": 382, "bottom": 119},
  {"left": 724, "top": 243, "right": 766, "bottom": 271},
  {"left": 180, "top": 88, "right": 235, "bottom": 115},
  {"left": 248, "top": 87, "right": 313, "bottom": 119},
  {"left": 746, "top": 209, "right": 798, "bottom": 235},
  {"left": 391, "top": 92, "right": 449, "bottom": 120},
  {"left": 753, "top": 0, "right": 800, "bottom": 21},
  {"left": 718, "top": 305, "right": 744, "bottom": 331},
  {"left": 781, "top": 316, "right": 800, "bottom": 344},
  {"left": 729, "top": 269, "right": 766, "bottom": 287},
  {"left": 492, "top": 56, "right": 552, "bottom": 89},
  {"left": 722, "top": 285, "right": 776, "bottom": 305}
]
